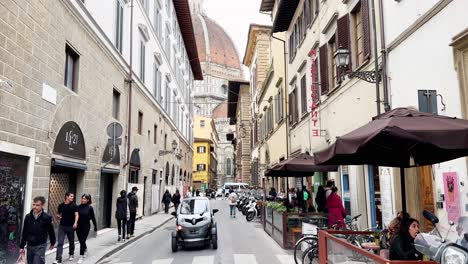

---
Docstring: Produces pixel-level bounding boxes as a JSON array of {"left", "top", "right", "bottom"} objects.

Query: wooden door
[{"left": 418, "top": 166, "right": 436, "bottom": 232}]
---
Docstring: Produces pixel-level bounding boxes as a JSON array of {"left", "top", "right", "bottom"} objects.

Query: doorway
[
  {"left": 100, "top": 174, "right": 114, "bottom": 228},
  {"left": 48, "top": 168, "right": 78, "bottom": 229},
  {"left": 0, "top": 152, "right": 28, "bottom": 263}
]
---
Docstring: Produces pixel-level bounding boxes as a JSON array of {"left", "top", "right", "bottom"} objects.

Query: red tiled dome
[
  {"left": 192, "top": 14, "right": 241, "bottom": 70},
  {"left": 211, "top": 103, "right": 228, "bottom": 119}
]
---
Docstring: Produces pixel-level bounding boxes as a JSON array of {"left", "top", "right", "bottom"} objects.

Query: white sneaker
[
  {"left": 77, "top": 257, "right": 84, "bottom": 264},
  {"left": 84, "top": 250, "right": 88, "bottom": 258},
  {"left": 69, "top": 255, "right": 74, "bottom": 261}
]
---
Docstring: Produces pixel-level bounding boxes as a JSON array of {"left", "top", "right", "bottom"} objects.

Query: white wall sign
[
  {"left": 42, "top": 83, "right": 57, "bottom": 105},
  {"left": 380, "top": 167, "right": 394, "bottom": 227}
]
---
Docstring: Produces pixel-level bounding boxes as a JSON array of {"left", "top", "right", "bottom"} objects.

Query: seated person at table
[{"left": 389, "top": 217, "right": 423, "bottom": 261}]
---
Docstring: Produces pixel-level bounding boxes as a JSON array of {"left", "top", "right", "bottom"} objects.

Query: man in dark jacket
[
  {"left": 127, "top": 187, "right": 138, "bottom": 239},
  {"left": 20, "top": 196, "right": 56, "bottom": 264}
]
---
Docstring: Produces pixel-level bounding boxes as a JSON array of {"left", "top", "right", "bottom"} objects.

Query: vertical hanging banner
[
  {"left": 309, "top": 49, "right": 320, "bottom": 137},
  {"left": 443, "top": 172, "right": 461, "bottom": 222}
]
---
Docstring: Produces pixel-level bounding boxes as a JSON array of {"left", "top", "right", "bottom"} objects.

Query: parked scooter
[
  {"left": 246, "top": 199, "right": 260, "bottom": 222},
  {"left": 414, "top": 210, "right": 468, "bottom": 263}
]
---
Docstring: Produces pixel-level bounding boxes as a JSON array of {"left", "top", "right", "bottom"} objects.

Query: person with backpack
[
  {"left": 115, "top": 190, "right": 129, "bottom": 242},
  {"left": 228, "top": 188, "right": 238, "bottom": 218},
  {"left": 76, "top": 194, "right": 97, "bottom": 264},
  {"left": 19, "top": 196, "right": 56, "bottom": 264},
  {"left": 162, "top": 190, "right": 172, "bottom": 214}
]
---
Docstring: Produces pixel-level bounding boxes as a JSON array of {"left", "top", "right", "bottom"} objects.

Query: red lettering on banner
[{"left": 309, "top": 49, "right": 320, "bottom": 137}]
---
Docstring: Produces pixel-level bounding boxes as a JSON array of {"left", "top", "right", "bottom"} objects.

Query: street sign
[
  {"left": 108, "top": 138, "right": 122, "bottom": 146},
  {"left": 106, "top": 122, "right": 123, "bottom": 138}
]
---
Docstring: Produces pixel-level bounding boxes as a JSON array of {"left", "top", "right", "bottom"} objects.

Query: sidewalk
[{"left": 45, "top": 210, "right": 174, "bottom": 264}]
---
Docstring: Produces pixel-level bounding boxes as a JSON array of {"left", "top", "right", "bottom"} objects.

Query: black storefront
[
  {"left": 100, "top": 143, "right": 120, "bottom": 228},
  {"left": 48, "top": 121, "right": 87, "bottom": 228},
  {"left": 0, "top": 152, "right": 28, "bottom": 263}
]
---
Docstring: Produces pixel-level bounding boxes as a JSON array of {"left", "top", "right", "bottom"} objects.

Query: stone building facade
[
  {"left": 212, "top": 104, "right": 235, "bottom": 187},
  {"left": 0, "top": 0, "right": 201, "bottom": 261},
  {"left": 227, "top": 80, "right": 252, "bottom": 185}
]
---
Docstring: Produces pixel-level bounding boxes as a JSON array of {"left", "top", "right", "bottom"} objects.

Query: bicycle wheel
[
  {"left": 293, "top": 236, "right": 318, "bottom": 264},
  {"left": 301, "top": 243, "right": 319, "bottom": 264}
]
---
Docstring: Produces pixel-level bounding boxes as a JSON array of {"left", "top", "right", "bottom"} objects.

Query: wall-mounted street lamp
[
  {"left": 159, "top": 140, "right": 178, "bottom": 156},
  {"left": 333, "top": 47, "right": 381, "bottom": 84}
]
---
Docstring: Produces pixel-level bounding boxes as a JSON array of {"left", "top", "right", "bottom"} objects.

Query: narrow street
[{"left": 102, "top": 199, "right": 294, "bottom": 264}]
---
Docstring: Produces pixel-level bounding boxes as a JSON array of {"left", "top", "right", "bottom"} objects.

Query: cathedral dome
[{"left": 190, "top": 1, "right": 241, "bottom": 70}]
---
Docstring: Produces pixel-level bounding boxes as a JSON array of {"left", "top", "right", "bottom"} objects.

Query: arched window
[
  {"left": 226, "top": 158, "right": 232, "bottom": 176},
  {"left": 171, "top": 164, "right": 175, "bottom": 185},
  {"left": 221, "top": 84, "right": 227, "bottom": 95},
  {"left": 165, "top": 162, "right": 170, "bottom": 185}
]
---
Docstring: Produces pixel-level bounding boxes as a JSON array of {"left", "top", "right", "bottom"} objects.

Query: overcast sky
[{"left": 203, "top": 0, "right": 272, "bottom": 65}]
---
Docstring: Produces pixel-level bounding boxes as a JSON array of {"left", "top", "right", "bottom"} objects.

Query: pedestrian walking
[
  {"left": 162, "top": 190, "right": 172, "bottom": 214},
  {"left": 326, "top": 187, "right": 347, "bottom": 228},
  {"left": 315, "top": 185, "right": 326, "bottom": 213},
  {"left": 54, "top": 192, "right": 78, "bottom": 264},
  {"left": 172, "top": 189, "right": 181, "bottom": 212},
  {"left": 19, "top": 196, "right": 56, "bottom": 264},
  {"left": 76, "top": 194, "right": 97, "bottom": 264},
  {"left": 195, "top": 189, "right": 200, "bottom": 197},
  {"left": 115, "top": 190, "right": 129, "bottom": 242},
  {"left": 228, "top": 188, "right": 238, "bottom": 218},
  {"left": 127, "top": 187, "right": 138, "bottom": 239}
]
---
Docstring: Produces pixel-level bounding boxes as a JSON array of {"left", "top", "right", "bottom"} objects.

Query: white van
[{"left": 222, "top": 183, "right": 249, "bottom": 195}]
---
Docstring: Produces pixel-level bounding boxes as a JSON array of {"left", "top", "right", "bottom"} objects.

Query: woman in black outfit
[
  {"left": 162, "top": 190, "right": 172, "bottom": 214},
  {"left": 116, "top": 190, "right": 129, "bottom": 242},
  {"left": 389, "top": 217, "right": 423, "bottom": 261},
  {"left": 76, "top": 194, "right": 97, "bottom": 264},
  {"left": 172, "top": 189, "right": 181, "bottom": 212}
]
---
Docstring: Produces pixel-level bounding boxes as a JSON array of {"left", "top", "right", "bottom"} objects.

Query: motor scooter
[
  {"left": 414, "top": 210, "right": 468, "bottom": 263},
  {"left": 246, "top": 199, "right": 260, "bottom": 222}
]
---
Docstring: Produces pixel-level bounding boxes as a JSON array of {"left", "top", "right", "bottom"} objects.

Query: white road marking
[
  {"left": 192, "top": 256, "right": 215, "bottom": 264},
  {"left": 234, "top": 254, "right": 258, "bottom": 264},
  {"left": 152, "top": 258, "right": 174, "bottom": 264},
  {"left": 276, "top": 254, "right": 295, "bottom": 264}
]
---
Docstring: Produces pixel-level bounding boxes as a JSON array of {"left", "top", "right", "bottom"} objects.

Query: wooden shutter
[
  {"left": 319, "top": 44, "right": 329, "bottom": 95},
  {"left": 361, "top": 0, "right": 371, "bottom": 60},
  {"left": 337, "top": 14, "right": 351, "bottom": 74}
]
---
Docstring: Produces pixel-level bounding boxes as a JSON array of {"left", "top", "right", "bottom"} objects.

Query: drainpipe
[
  {"left": 370, "top": 0, "right": 381, "bottom": 115},
  {"left": 378, "top": 0, "right": 390, "bottom": 112},
  {"left": 271, "top": 33, "right": 289, "bottom": 191},
  {"left": 124, "top": 0, "right": 134, "bottom": 177}
]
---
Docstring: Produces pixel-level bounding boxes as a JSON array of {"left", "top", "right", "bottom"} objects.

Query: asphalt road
[{"left": 102, "top": 199, "right": 294, "bottom": 264}]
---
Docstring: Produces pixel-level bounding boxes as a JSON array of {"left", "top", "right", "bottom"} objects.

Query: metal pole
[
  {"left": 370, "top": 0, "right": 381, "bottom": 115},
  {"left": 400, "top": 167, "right": 407, "bottom": 213}
]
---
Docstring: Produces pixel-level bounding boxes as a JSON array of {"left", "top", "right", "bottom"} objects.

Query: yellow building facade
[{"left": 193, "top": 116, "right": 219, "bottom": 190}]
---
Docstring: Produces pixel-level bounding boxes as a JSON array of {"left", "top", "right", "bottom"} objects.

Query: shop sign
[
  {"left": 309, "top": 49, "right": 320, "bottom": 137},
  {"left": 53, "top": 121, "right": 86, "bottom": 160},
  {"left": 102, "top": 145, "right": 120, "bottom": 166},
  {"left": 443, "top": 172, "right": 461, "bottom": 222}
]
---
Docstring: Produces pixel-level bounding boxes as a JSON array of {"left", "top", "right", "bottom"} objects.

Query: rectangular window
[
  {"left": 418, "top": 90, "right": 438, "bottom": 114},
  {"left": 301, "top": 76, "right": 308, "bottom": 114},
  {"left": 278, "top": 87, "right": 283, "bottom": 122},
  {"left": 328, "top": 36, "right": 337, "bottom": 88},
  {"left": 140, "top": 41, "right": 145, "bottom": 82},
  {"left": 153, "top": 63, "right": 161, "bottom": 100},
  {"left": 153, "top": 124, "right": 158, "bottom": 144},
  {"left": 138, "top": 111, "right": 143, "bottom": 135},
  {"left": 197, "top": 164, "right": 206, "bottom": 171},
  {"left": 268, "top": 106, "right": 273, "bottom": 133},
  {"left": 352, "top": 4, "right": 364, "bottom": 67},
  {"left": 289, "top": 88, "right": 298, "bottom": 125},
  {"left": 64, "top": 45, "right": 79, "bottom": 91},
  {"left": 164, "top": 134, "right": 167, "bottom": 150},
  {"left": 200, "top": 120, "right": 205, "bottom": 128},
  {"left": 197, "top": 146, "right": 206, "bottom": 153},
  {"left": 165, "top": 84, "right": 170, "bottom": 111},
  {"left": 115, "top": 0, "right": 124, "bottom": 53},
  {"left": 112, "top": 89, "right": 120, "bottom": 119}
]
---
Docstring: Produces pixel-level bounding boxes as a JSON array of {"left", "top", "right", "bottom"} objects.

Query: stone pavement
[{"left": 44, "top": 210, "right": 174, "bottom": 264}]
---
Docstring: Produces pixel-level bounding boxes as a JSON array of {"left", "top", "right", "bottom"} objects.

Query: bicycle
[{"left": 294, "top": 214, "right": 364, "bottom": 264}]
